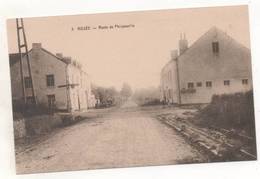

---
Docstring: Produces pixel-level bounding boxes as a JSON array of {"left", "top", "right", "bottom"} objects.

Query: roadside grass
[{"left": 194, "top": 90, "right": 255, "bottom": 138}]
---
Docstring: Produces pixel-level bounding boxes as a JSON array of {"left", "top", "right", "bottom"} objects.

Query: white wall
[
  {"left": 160, "top": 59, "right": 179, "bottom": 103},
  {"left": 67, "top": 64, "right": 91, "bottom": 111}
]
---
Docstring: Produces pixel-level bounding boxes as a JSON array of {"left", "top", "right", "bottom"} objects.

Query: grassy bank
[{"left": 194, "top": 90, "right": 255, "bottom": 138}]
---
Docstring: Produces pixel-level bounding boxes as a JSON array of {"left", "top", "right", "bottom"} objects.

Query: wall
[
  {"left": 177, "top": 27, "right": 252, "bottom": 104},
  {"left": 67, "top": 64, "right": 91, "bottom": 111},
  {"left": 13, "top": 119, "right": 26, "bottom": 139},
  {"left": 10, "top": 44, "right": 68, "bottom": 110},
  {"left": 13, "top": 114, "right": 63, "bottom": 138},
  {"left": 160, "top": 59, "right": 179, "bottom": 104}
]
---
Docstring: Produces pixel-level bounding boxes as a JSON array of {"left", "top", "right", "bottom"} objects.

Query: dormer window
[{"left": 212, "top": 41, "right": 219, "bottom": 55}]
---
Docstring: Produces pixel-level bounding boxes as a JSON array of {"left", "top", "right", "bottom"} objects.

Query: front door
[{"left": 47, "top": 94, "right": 55, "bottom": 113}]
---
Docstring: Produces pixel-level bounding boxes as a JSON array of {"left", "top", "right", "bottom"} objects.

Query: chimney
[
  {"left": 171, "top": 50, "right": 178, "bottom": 60},
  {"left": 179, "top": 33, "right": 188, "bottom": 55},
  {"left": 63, "top": 56, "right": 72, "bottom": 64},
  {"left": 56, "top": 53, "right": 63, "bottom": 58},
  {"left": 32, "top": 43, "right": 42, "bottom": 49}
]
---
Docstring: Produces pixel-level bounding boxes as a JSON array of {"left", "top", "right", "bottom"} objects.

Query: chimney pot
[{"left": 179, "top": 33, "right": 188, "bottom": 55}]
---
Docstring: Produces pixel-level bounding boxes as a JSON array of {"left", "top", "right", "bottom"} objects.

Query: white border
[{"left": 0, "top": 0, "right": 260, "bottom": 179}]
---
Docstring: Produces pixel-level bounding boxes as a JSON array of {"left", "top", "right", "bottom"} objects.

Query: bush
[
  {"left": 132, "top": 87, "right": 161, "bottom": 106},
  {"left": 195, "top": 90, "right": 255, "bottom": 138},
  {"left": 12, "top": 100, "right": 55, "bottom": 119}
]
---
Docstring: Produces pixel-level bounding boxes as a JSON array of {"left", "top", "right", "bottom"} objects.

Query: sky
[{"left": 6, "top": 5, "right": 250, "bottom": 90}]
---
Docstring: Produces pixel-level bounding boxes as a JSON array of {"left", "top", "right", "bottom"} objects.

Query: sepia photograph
[{"left": 6, "top": 5, "right": 257, "bottom": 174}]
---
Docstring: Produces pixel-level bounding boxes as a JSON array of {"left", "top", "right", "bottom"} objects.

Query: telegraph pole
[{"left": 16, "top": 18, "right": 37, "bottom": 105}]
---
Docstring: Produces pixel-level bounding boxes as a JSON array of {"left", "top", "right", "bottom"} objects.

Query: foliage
[
  {"left": 92, "top": 85, "right": 122, "bottom": 108},
  {"left": 195, "top": 90, "right": 255, "bottom": 137},
  {"left": 12, "top": 100, "right": 54, "bottom": 119},
  {"left": 132, "top": 87, "right": 161, "bottom": 106},
  {"left": 120, "top": 83, "right": 133, "bottom": 99}
]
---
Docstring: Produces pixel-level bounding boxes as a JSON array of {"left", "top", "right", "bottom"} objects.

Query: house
[
  {"left": 9, "top": 43, "right": 95, "bottom": 112},
  {"left": 160, "top": 26, "right": 252, "bottom": 104}
]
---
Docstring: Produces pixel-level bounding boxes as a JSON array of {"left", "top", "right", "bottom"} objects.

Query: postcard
[{"left": 6, "top": 5, "right": 257, "bottom": 174}]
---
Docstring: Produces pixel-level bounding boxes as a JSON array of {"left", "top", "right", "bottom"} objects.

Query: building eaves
[
  {"left": 40, "top": 48, "right": 70, "bottom": 64},
  {"left": 9, "top": 48, "right": 71, "bottom": 67}
]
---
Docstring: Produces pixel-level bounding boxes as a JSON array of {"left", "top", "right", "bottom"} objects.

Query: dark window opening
[
  {"left": 224, "top": 80, "right": 230, "bottom": 86},
  {"left": 196, "top": 82, "right": 202, "bottom": 87},
  {"left": 242, "top": 79, "right": 248, "bottom": 85},
  {"left": 24, "top": 77, "right": 32, "bottom": 88},
  {"left": 212, "top": 42, "right": 219, "bottom": 55},
  {"left": 46, "top": 74, "right": 55, "bottom": 87},
  {"left": 206, "top": 81, "right": 212, "bottom": 87},
  {"left": 188, "top": 82, "right": 194, "bottom": 89}
]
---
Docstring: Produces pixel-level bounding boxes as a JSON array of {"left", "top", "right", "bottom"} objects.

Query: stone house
[
  {"left": 160, "top": 26, "right": 252, "bottom": 104},
  {"left": 9, "top": 43, "right": 95, "bottom": 112}
]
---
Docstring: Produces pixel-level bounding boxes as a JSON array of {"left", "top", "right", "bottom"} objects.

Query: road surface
[{"left": 15, "top": 101, "right": 204, "bottom": 174}]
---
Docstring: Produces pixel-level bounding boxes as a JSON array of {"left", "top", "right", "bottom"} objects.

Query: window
[
  {"left": 224, "top": 80, "right": 230, "bottom": 86},
  {"left": 187, "top": 82, "right": 194, "bottom": 89},
  {"left": 46, "top": 74, "right": 55, "bottom": 87},
  {"left": 24, "top": 77, "right": 32, "bottom": 88},
  {"left": 212, "top": 42, "right": 219, "bottom": 54},
  {"left": 242, "top": 79, "right": 248, "bottom": 85},
  {"left": 196, "top": 82, "right": 202, "bottom": 87},
  {"left": 206, "top": 81, "right": 212, "bottom": 87}
]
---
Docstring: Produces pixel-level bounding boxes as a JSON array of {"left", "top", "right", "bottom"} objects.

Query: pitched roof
[
  {"left": 179, "top": 26, "right": 250, "bottom": 59},
  {"left": 40, "top": 48, "right": 71, "bottom": 64},
  {"left": 176, "top": 26, "right": 252, "bottom": 80},
  {"left": 9, "top": 47, "right": 71, "bottom": 67},
  {"left": 161, "top": 26, "right": 250, "bottom": 73}
]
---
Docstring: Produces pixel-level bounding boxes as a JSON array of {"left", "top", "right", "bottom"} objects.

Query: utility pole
[{"left": 16, "top": 18, "right": 37, "bottom": 105}]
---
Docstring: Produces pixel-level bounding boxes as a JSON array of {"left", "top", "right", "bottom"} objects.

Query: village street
[{"left": 15, "top": 101, "right": 205, "bottom": 174}]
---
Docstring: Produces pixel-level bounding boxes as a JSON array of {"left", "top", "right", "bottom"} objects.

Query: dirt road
[{"left": 15, "top": 103, "right": 204, "bottom": 174}]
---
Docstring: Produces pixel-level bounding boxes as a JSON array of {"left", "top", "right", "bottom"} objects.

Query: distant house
[
  {"left": 9, "top": 43, "right": 95, "bottom": 112},
  {"left": 160, "top": 27, "right": 252, "bottom": 104}
]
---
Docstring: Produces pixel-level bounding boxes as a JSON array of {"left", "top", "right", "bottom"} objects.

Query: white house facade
[
  {"left": 160, "top": 27, "right": 252, "bottom": 104},
  {"left": 9, "top": 43, "right": 96, "bottom": 112}
]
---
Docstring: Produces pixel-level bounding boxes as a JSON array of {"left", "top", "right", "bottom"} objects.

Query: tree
[
  {"left": 132, "top": 86, "right": 161, "bottom": 106},
  {"left": 91, "top": 85, "right": 121, "bottom": 107},
  {"left": 120, "top": 83, "right": 132, "bottom": 99}
]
